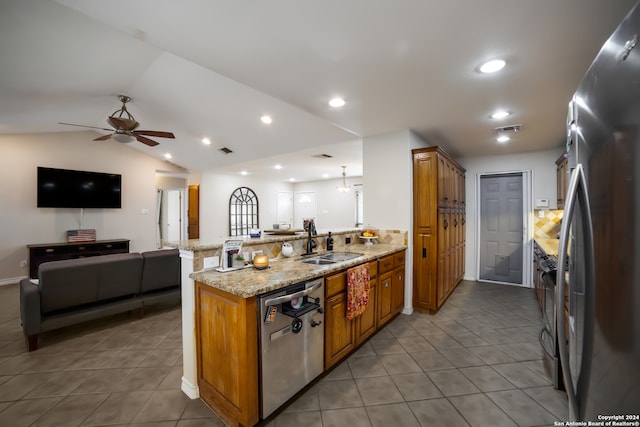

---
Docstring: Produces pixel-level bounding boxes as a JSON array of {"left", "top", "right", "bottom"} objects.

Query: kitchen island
[{"left": 187, "top": 241, "right": 406, "bottom": 427}]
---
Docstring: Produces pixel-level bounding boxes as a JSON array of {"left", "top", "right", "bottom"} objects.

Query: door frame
[
  {"left": 156, "top": 188, "right": 187, "bottom": 247},
  {"left": 475, "top": 169, "right": 533, "bottom": 288}
]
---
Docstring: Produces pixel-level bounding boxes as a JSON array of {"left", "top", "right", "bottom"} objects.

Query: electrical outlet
[
  {"left": 345, "top": 237, "right": 351, "bottom": 244},
  {"left": 20, "top": 260, "right": 28, "bottom": 268}
]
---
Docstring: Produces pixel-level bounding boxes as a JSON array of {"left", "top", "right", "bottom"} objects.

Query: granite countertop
[
  {"left": 190, "top": 243, "right": 406, "bottom": 298},
  {"left": 165, "top": 228, "right": 360, "bottom": 251},
  {"left": 535, "top": 238, "right": 559, "bottom": 257}
]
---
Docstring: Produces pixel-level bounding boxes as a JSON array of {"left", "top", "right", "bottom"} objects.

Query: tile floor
[{"left": 0, "top": 280, "right": 567, "bottom": 426}]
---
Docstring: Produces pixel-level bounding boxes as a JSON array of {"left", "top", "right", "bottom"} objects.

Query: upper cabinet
[
  {"left": 412, "top": 147, "right": 466, "bottom": 313},
  {"left": 556, "top": 154, "right": 569, "bottom": 209}
]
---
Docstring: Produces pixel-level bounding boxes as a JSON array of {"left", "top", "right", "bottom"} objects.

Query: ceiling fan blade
[
  {"left": 133, "top": 130, "right": 175, "bottom": 139},
  {"left": 58, "top": 122, "right": 113, "bottom": 131},
  {"left": 93, "top": 134, "right": 113, "bottom": 141},
  {"left": 135, "top": 134, "right": 159, "bottom": 147}
]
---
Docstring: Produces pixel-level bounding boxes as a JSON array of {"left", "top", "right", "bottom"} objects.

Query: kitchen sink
[
  {"left": 301, "top": 258, "right": 336, "bottom": 265},
  {"left": 300, "top": 251, "right": 363, "bottom": 265}
]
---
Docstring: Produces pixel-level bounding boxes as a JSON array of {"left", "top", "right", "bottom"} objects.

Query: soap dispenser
[{"left": 327, "top": 231, "right": 334, "bottom": 251}]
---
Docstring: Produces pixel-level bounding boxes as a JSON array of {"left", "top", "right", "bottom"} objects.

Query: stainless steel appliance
[
  {"left": 534, "top": 243, "right": 562, "bottom": 389},
  {"left": 558, "top": 2, "right": 640, "bottom": 420},
  {"left": 258, "top": 278, "right": 324, "bottom": 418}
]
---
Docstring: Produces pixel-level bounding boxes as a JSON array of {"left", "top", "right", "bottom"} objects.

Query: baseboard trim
[
  {"left": 181, "top": 377, "right": 199, "bottom": 399},
  {"left": 0, "top": 276, "right": 26, "bottom": 286}
]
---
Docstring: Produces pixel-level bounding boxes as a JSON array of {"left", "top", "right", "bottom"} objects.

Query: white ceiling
[{"left": 0, "top": 0, "right": 635, "bottom": 182}]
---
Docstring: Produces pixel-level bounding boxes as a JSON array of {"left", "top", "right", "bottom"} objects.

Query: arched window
[{"left": 229, "top": 187, "right": 259, "bottom": 236}]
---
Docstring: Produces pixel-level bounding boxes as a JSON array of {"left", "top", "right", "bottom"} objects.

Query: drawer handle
[
  {"left": 454, "top": 218, "right": 458, "bottom": 227},
  {"left": 444, "top": 220, "right": 449, "bottom": 230},
  {"left": 106, "top": 244, "right": 112, "bottom": 248},
  {"left": 385, "top": 282, "right": 389, "bottom": 288},
  {"left": 461, "top": 218, "right": 466, "bottom": 225},
  {"left": 46, "top": 249, "right": 54, "bottom": 253}
]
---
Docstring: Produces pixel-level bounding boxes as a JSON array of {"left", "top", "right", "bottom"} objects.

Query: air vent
[
  {"left": 312, "top": 154, "right": 333, "bottom": 159},
  {"left": 218, "top": 147, "right": 233, "bottom": 154},
  {"left": 494, "top": 124, "right": 522, "bottom": 133}
]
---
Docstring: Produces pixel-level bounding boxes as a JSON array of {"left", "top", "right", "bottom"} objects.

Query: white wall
[
  {"left": 459, "top": 147, "right": 564, "bottom": 281},
  {"left": 292, "top": 177, "right": 363, "bottom": 230},
  {"left": 199, "top": 172, "right": 293, "bottom": 239},
  {"left": 363, "top": 130, "right": 430, "bottom": 313},
  {"left": 0, "top": 131, "right": 186, "bottom": 283}
]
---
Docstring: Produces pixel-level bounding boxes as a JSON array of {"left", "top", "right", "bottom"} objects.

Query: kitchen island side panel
[{"left": 195, "top": 281, "right": 259, "bottom": 427}]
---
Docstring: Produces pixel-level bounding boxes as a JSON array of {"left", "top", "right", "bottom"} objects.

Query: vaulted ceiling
[{"left": 0, "top": 0, "right": 635, "bottom": 181}]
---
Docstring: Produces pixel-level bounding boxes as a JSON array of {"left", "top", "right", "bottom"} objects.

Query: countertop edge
[{"left": 190, "top": 244, "right": 407, "bottom": 298}]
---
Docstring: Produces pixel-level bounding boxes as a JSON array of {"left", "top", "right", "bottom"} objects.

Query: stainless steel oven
[{"left": 258, "top": 278, "right": 324, "bottom": 418}]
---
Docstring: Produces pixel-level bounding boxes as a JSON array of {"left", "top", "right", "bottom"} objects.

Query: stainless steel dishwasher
[{"left": 258, "top": 277, "right": 324, "bottom": 418}]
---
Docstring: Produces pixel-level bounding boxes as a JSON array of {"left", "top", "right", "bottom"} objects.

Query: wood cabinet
[
  {"left": 325, "top": 271, "right": 356, "bottom": 369},
  {"left": 27, "top": 239, "right": 130, "bottom": 279},
  {"left": 195, "top": 251, "right": 406, "bottom": 424},
  {"left": 556, "top": 154, "right": 569, "bottom": 209},
  {"left": 412, "top": 147, "right": 465, "bottom": 313},
  {"left": 324, "top": 251, "right": 405, "bottom": 370},
  {"left": 195, "top": 282, "right": 259, "bottom": 427}
]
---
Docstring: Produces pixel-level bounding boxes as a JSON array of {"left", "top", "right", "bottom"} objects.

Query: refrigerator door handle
[{"left": 556, "top": 164, "right": 595, "bottom": 420}]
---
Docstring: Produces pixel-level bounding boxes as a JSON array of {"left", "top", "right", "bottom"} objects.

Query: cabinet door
[
  {"left": 195, "top": 282, "right": 259, "bottom": 427},
  {"left": 438, "top": 156, "right": 451, "bottom": 207},
  {"left": 391, "top": 267, "right": 404, "bottom": 315},
  {"left": 377, "top": 271, "right": 393, "bottom": 326},
  {"left": 325, "top": 291, "right": 355, "bottom": 370},
  {"left": 413, "top": 152, "right": 438, "bottom": 233},
  {"left": 355, "top": 279, "right": 377, "bottom": 346},
  {"left": 413, "top": 233, "right": 436, "bottom": 312}
]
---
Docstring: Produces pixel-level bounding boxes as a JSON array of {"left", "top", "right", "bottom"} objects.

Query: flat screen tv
[{"left": 37, "top": 167, "right": 122, "bottom": 209}]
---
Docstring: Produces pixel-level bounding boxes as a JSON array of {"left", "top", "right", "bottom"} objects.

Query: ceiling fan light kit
[{"left": 59, "top": 95, "right": 175, "bottom": 147}]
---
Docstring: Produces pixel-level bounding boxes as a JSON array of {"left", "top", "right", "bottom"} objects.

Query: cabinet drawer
[
  {"left": 393, "top": 251, "right": 406, "bottom": 268},
  {"left": 31, "top": 246, "right": 69, "bottom": 257},
  {"left": 325, "top": 271, "right": 347, "bottom": 298},
  {"left": 379, "top": 255, "right": 394, "bottom": 274}
]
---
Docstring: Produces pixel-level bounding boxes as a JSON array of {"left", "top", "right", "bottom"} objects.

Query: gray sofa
[{"left": 19, "top": 248, "right": 181, "bottom": 351}]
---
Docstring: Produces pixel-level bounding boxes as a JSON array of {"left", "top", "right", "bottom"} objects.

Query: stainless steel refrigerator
[{"left": 558, "top": 1, "right": 640, "bottom": 421}]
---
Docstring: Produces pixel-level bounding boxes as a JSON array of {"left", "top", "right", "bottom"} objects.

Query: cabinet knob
[{"left": 385, "top": 282, "right": 389, "bottom": 288}]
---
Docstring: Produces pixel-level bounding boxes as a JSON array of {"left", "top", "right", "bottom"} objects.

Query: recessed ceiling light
[
  {"left": 479, "top": 59, "right": 506, "bottom": 73},
  {"left": 490, "top": 110, "right": 510, "bottom": 119},
  {"left": 289, "top": 177, "right": 295, "bottom": 182},
  {"left": 202, "top": 137, "right": 211, "bottom": 145},
  {"left": 240, "top": 170, "right": 248, "bottom": 176},
  {"left": 497, "top": 134, "right": 510, "bottom": 143},
  {"left": 164, "top": 153, "right": 172, "bottom": 159},
  {"left": 274, "top": 164, "right": 283, "bottom": 170},
  {"left": 322, "top": 173, "right": 329, "bottom": 179},
  {"left": 329, "top": 97, "right": 346, "bottom": 108},
  {"left": 261, "top": 115, "right": 272, "bottom": 124}
]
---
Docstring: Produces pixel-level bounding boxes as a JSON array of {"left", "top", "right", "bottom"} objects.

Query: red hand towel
[{"left": 346, "top": 263, "right": 371, "bottom": 320}]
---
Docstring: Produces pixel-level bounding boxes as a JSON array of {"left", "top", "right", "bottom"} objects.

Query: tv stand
[{"left": 27, "top": 239, "right": 130, "bottom": 279}]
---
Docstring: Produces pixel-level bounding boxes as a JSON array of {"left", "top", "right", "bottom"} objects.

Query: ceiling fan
[{"left": 59, "top": 95, "right": 175, "bottom": 147}]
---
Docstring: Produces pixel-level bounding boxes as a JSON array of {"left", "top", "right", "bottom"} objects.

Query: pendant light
[{"left": 337, "top": 166, "right": 350, "bottom": 192}]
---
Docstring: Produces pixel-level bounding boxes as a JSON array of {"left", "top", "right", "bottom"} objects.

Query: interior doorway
[
  {"left": 477, "top": 172, "right": 530, "bottom": 286},
  {"left": 188, "top": 185, "right": 200, "bottom": 239},
  {"left": 157, "top": 188, "right": 186, "bottom": 247},
  {"left": 294, "top": 192, "right": 317, "bottom": 229}
]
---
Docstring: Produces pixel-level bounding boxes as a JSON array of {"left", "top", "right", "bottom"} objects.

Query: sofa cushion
[
  {"left": 141, "top": 249, "right": 181, "bottom": 293},
  {"left": 97, "top": 253, "right": 144, "bottom": 301},
  {"left": 38, "top": 253, "right": 143, "bottom": 314}
]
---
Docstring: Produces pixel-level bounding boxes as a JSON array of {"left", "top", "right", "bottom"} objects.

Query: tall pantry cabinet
[{"left": 412, "top": 146, "right": 466, "bottom": 313}]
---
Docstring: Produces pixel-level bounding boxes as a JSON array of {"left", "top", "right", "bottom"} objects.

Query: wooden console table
[{"left": 27, "top": 239, "right": 130, "bottom": 279}]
